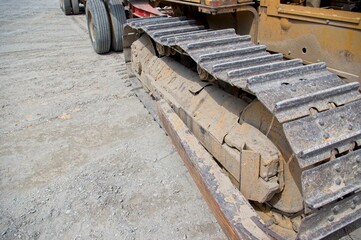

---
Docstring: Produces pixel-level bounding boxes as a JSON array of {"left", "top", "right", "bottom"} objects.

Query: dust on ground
[{"left": 0, "top": 0, "right": 225, "bottom": 239}]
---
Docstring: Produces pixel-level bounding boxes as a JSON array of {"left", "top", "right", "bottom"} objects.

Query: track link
[{"left": 124, "top": 17, "right": 361, "bottom": 239}]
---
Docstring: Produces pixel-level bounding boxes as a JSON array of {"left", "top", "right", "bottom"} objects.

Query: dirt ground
[{"left": 0, "top": 0, "right": 226, "bottom": 239}]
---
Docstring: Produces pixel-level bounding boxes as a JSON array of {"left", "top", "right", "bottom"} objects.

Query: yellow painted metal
[
  {"left": 276, "top": 8, "right": 360, "bottom": 25},
  {"left": 181, "top": 0, "right": 200, "bottom": 4},
  {"left": 262, "top": 0, "right": 361, "bottom": 29},
  {"left": 258, "top": 0, "right": 361, "bottom": 83}
]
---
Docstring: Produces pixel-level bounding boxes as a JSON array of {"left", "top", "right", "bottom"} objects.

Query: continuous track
[{"left": 124, "top": 16, "right": 361, "bottom": 239}]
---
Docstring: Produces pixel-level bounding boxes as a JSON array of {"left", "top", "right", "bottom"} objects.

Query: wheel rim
[{"left": 88, "top": 12, "right": 96, "bottom": 43}]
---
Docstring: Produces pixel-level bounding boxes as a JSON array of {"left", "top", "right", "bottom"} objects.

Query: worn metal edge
[
  {"left": 298, "top": 191, "right": 361, "bottom": 240},
  {"left": 157, "top": 99, "right": 276, "bottom": 240}
]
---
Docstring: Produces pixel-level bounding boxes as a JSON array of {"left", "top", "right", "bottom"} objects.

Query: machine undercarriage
[{"left": 123, "top": 17, "right": 361, "bottom": 239}]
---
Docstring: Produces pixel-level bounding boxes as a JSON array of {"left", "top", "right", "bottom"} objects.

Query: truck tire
[
  {"left": 63, "top": 0, "right": 72, "bottom": 15},
  {"left": 71, "top": 0, "right": 80, "bottom": 14},
  {"left": 106, "top": 0, "right": 126, "bottom": 52},
  {"left": 86, "top": 0, "right": 111, "bottom": 54}
]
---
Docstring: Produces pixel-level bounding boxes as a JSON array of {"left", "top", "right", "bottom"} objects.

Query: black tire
[
  {"left": 71, "top": 0, "right": 80, "bottom": 14},
  {"left": 106, "top": 0, "right": 126, "bottom": 52},
  {"left": 63, "top": 0, "right": 72, "bottom": 15},
  {"left": 86, "top": 0, "right": 111, "bottom": 54}
]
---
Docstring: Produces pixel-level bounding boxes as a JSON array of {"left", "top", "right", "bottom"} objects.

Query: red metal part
[{"left": 129, "top": 0, "right": 164, "bottom": 18}]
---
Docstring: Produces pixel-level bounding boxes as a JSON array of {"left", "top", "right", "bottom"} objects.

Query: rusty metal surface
[
  {"left": 124, "top": 16, "right": 361, "bottom": 239},
  {"left": 129, "top": 34, "right": 284, "bottom": 205},
  {"left": 256, "top": 77, "right": 361, "bottom": 123},
  {"left": 302, "top": 149, "right": 361, "bottom": 209},
  {"left": 240, "top": 149, "right": 279, "bottom": 203},
  {"left": 157, "top": 100, "right": 273, "bottom": 240},
  {"left": 298, "top": 191, "right": 361, "bottom": 240},
  {"left": 283, "top": 99, "right": 361, "bottom": 169},
  {"left": 125, "top": 17, "right": 361, "bottom": 122}
]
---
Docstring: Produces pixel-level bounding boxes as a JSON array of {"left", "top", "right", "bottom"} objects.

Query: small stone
[
  {"left": 318, "top": 119, "right": 324, "bottom": 126},
  {"left": 335, "top": 178, "right": 341, "bottom": 185},
  {"left": 28, "top": 209, "right": 36, "bottom": 214},
  {"left": 323, "top": 132, "right": 330, "bottom": 139},
  {"left": 57, "top": 112, "right": 71, "bottom": 120},
  {"left": 299, "top": 234, "right": 307, "bottom": 240},
  {"left": 328, "top": 216, "right": 334, "bottom": 222}
]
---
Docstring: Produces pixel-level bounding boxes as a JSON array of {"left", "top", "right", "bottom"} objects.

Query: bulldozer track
[{"left": 124, "top": 16, "right": 361, "bottom": 239}]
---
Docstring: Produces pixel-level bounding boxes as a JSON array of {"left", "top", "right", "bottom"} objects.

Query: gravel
[{"left": 0, "top": 1, "right": 225, "bottom": 239}]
